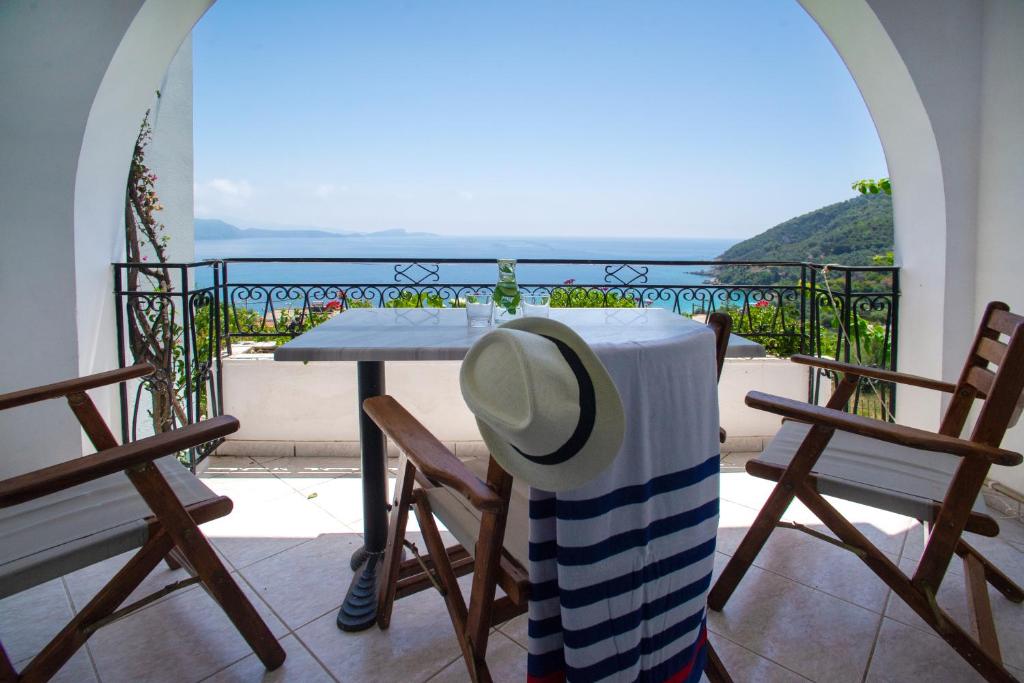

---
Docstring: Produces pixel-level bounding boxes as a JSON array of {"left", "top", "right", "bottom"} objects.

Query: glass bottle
[{"left": 493, "top": 258, "right": 521, "bottom": 322}]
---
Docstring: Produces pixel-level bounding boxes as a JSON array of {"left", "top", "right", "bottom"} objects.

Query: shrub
[{"left": 549, "top": 287, "right": 638, "bottom": 308}]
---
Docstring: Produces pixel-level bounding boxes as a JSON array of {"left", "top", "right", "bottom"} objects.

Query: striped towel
[{"left": 527, "top": 328, "right": 720, "bottom": 683}]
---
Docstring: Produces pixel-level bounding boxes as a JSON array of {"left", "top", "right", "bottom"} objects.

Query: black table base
[
  {"left": 337, "top": 361, "right": 388, "bottom": 632},
  {"left": 337, "top": 549, "right": 383, "bottom": 631}
]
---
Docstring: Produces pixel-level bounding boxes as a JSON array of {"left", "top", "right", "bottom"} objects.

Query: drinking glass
[
  {"left": 522, "top": 293, "right": 551, "bottom": 318},
  {"left": 465, "top": 292, "right": 493, "bottom": 328}
]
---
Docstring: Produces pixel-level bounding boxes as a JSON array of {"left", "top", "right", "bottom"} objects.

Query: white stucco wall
[
  {"left": 798, "top": 0, "right": 955, "bottom": 431},
  {"left": 0, "top": 0, "right": 211, "bottom": 477},
  {"left": 975, "top": 1, "right": 1024, "bottom": 493},
  {"left": 0, "top": 1, "right": 148, "bottom": 476},
  {"left": 147, "top": 37, "right": 196, "bottom": 266},
  {"left": 216, "top": 354, "right": 805, "bottom": 457},
  {"left": 801, "top": 0, "right": 1024, "bottom": 495}
]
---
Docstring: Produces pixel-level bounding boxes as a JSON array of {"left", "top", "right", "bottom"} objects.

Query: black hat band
[{"left": 511, "top": 335, "right": 596, "bottom": 466}]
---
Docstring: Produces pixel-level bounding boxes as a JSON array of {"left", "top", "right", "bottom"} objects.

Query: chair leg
[
  {"left": 0, "top": 642, "right": 16, "bottom": 683},
  {"left": 799, "top": 485, "right": 1017, "bottom": 683},
  {"left": 963, "top": 552, "right": 1003, "bottom": 664},
  {"left": 707, "top": 481, "right": 794, "bottom": 610},
  {"left": 704, "top": 641, "right": 733, "bottom": 683},
  {"left": 413, "top": 494, "right": 489, "bottom": 683},
  {"left": 957, "top": 538, "right": 1024, "bottom": 603},
  {"left": 19, "top": 530, "right": 174, "bottom": 682},
  {"left": 462, "top": 460, "right": 513, "bottom": 683},
  {"left": 127, "top": 463, "right": 286, "bottom": 671},
  {"left": 708, "top": 421, "right": 840, "bottom": 611},
  {"left": 165, "top": 548, "right": 185, "bottom": 571},
  {"left": 378, "top": 454, "right": 417, "bottom": 629}
]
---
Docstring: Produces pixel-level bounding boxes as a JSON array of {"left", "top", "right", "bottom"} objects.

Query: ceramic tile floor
[{"left": 3, "top": 451, "right": 1024, "bottom": 682}]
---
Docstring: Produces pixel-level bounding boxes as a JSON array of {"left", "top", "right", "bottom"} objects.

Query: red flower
[
  {"left": 754, "top": 300, "right": 771, "bottom": 308},
  {"left": 325, "top": 300, "right": 342, "bottom": 311}
]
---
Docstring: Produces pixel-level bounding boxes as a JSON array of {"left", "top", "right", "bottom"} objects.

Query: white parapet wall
[{"left": 218, "top": 344, "right": 808, "bottom": 458}]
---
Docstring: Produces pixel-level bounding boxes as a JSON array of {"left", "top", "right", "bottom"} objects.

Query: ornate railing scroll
[
  {"left": 803, "top": 264, "right": 900, "bottom": 421},
  {"left": 114, "top": 261, "right": 224, "bottom": 471}
]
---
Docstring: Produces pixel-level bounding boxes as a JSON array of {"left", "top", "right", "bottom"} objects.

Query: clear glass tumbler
[
  {"left": 522, "top": 293, "right": 551, "bottom": 318},
  {"left": 465, "top": 292, "right": 493, "bottom": 328}
]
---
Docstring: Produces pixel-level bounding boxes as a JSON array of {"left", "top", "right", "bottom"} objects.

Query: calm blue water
[{"left": 194, "top": 234, "right": 736, "bottom": 290}]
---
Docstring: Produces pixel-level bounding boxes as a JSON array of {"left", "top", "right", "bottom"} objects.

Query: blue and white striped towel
[{"left": 527, "top": 327, "right": 720, "bottom": 683}]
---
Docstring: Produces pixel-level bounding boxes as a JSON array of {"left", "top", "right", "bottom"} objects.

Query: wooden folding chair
[
  {"left": 707, "top": 311, "right": 733, "bottom": 444},
  {"left": 0, "top": 364, "right": 285, "bottom": 682},
  {"left": 707, "top": 311, "right": 732, "bottom": 382},
  {"left": 368, "top": 317, "right": 736, "bottom": 682},
  {"left": 708, "top": 301, "right": 1024, "bottom": 682},
  {"left": 366, "top": 397, "right": 732, "bottom": 683}
]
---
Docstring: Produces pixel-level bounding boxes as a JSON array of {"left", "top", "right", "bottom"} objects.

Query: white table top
[{"left": 274, "top": 307, "right": 764, "bottom": 362}]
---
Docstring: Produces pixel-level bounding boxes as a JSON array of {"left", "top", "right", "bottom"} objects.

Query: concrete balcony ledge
[{"left": 217, "top": 345, "right": 807, "bottom": 458}]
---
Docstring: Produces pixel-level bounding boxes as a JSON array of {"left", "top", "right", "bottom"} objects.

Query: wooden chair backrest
[
  {"left": 917, "top": 301, "right": 1024, "bottom": 588},
  {"left": 939, "top": 301, "right": 1024, "bottom": 446},
  {"left": 706, "top": 312, "right": 732, "bottom": 380}
]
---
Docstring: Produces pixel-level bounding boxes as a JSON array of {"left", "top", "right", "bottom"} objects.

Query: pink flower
[{"left": 755, "top": 300, "right": 771, "bottom": 308}]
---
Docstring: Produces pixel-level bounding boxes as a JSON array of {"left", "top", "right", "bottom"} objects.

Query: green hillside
[{"left": 715, "top": 193, "right": 893, "bottom": 285}]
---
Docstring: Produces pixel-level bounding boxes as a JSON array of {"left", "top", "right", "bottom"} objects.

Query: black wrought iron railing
[
  {"left": 114, "top": 258, "right": 899, "bottom": 469},
  {"left": 113, "top": 262, "right": 224, "bottom": 470}
]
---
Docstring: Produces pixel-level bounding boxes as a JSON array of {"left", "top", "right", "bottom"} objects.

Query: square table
[{"left": 274, "top": 307, "right": 763, "bottom": 631}]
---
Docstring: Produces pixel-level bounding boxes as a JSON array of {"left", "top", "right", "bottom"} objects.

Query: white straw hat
[{"left": 460, "top": 317, "right": 625, "bottom": 492}]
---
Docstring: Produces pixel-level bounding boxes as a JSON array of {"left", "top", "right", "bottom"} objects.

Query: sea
[{"left": 194, "top": 234, "right": 737, "bottom": 290}]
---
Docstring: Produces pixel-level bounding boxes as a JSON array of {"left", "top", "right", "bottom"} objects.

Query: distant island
[
  {"left": 195, "top": 218, "right": 433, "bottom": 240},
  {"left": 714, "top": 193, "right": 893, "bottom": 285}
]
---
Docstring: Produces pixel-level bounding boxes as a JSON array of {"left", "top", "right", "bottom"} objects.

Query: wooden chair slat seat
[
  {"left": 0, "top": 456, "right": 221, "bottom": 600},
  {"left": 749, "top": 421, "right": 997, "bottom": 535}
]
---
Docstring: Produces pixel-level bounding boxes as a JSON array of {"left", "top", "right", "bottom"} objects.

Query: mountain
[
  {"left": 194, "top": 218, "right": 432, "bottom": 240},
  {"left": 714, "top": 193, "right": 893, "bottom": 285}
]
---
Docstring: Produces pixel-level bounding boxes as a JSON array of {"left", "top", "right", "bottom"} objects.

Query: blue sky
[{"left": 193, "top": 0, "right": 887, "bottom": 238}]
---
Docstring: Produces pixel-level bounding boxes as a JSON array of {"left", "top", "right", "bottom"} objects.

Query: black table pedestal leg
[{"left": 337, "top": 360, "right": 388, "bottom": 631}]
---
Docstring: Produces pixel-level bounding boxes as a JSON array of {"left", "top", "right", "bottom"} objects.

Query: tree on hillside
[{"left": 852, "top": 178, "right": 891, "bottom": 195}]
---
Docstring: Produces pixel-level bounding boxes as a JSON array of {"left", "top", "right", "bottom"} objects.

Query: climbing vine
[{"left": 124, "top": 110, "right": 188, "bottom": 436}]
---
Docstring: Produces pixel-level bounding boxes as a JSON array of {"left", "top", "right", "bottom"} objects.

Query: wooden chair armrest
[
  {"left": 363, "top": 395, "right": 504, "bottom": 512},
  {"left": 0, "top": 363, "right": 155, "bottom": 411},
  {"left": 789, "top": 355, "right": 957, "bottom": 394},
  {"left": 746, "top": 391, "right": 1022, "bottom": 466},
  {"left": 0, "top": 415, "right": 239, "bottom": 508}
]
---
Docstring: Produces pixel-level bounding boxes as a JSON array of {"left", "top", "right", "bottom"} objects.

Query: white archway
[
  {"left": 799, "top": 0, "right": 953, "bottom": 428},
  {"left": 0, "top": 0, "right": 994, "bottom": 476}
]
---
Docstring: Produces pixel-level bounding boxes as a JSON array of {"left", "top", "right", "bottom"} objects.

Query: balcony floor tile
[
  {"left": 0, "top": 577, "right": 76, "bottom": 664},
  {"left": 85, "top": 572, "right": 285, "bottom": 683},
  {"left": 427, "top": 631, "right": 526, "bottom": 682},
  {"left": 294, "top": 584, "right": 463, "bottom": 683},
  {"left": 707, "top": 554, "right": 881, "bottom": 683},
  {"left": 201, "top": 634, "right": 334, "bottom": 683},
  {"left": 7, "top": 456, "right": 1024, "bottom": 682},
  {"left": 238, "top": 531, "right": 362, "bottom": 631},
  {"left": 705, "top": 633, "right": 810, "bottom": 682}
]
